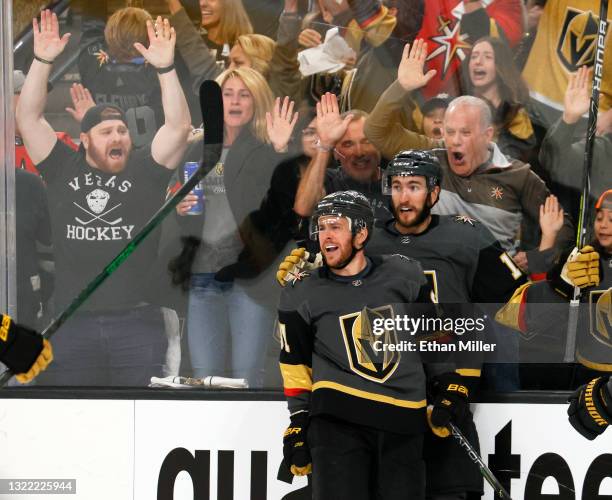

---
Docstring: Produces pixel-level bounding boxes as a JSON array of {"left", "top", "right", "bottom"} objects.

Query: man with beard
[
  {"left": 293, "top": 93, "right": 391, "bottom": 223},
  {"left": 16, "top": 11, "right": 191, "bottom": 385},
  {"left": 368, "top": 150, "right": 524, "bottom": 500},
  {"left": 278, "top": 151, "right": 525, "bottom": 499},
  {"left": 279, "top": 190, "right": 469, "bottom": 499}
]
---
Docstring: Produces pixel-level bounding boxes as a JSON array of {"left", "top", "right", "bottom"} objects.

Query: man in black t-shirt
[{"left": 16, "top": 10, "right": 191, "bottom": 386}]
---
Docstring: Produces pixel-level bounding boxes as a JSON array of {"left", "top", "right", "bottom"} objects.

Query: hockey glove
[
  {"left": 282, "top": 411, "right": 312, "bottom": 476},
  {"left": 568, "top": 377, "right": 612, "bottom": 440},
  {"left": 276, "top": 248, "right": 323, "bottom": 287},
  {"left": 0, "top": 314, "right": 52, "bottom": 382},
  {"left": 561, "top": 246, "right": 600, "bottom": 288},
  {"left": 429, "top": 373, "right": 471, "bottom": 436}
]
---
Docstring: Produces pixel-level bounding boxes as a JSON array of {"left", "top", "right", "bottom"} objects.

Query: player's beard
[
  {"left": 394, "top": 200, "right": 432, "bottom": 230},
  {"left": 322, "top": 239, "right": 359, "bottom": 270}
]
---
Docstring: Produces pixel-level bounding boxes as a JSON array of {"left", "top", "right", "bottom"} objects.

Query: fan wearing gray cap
[{"left": 15, "top": 9, "right": 192, "bottom": 387}]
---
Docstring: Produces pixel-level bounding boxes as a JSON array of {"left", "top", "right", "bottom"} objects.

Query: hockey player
[
  {"left": 279, "top": 152, "right": 525, "bottom": 498},
  {"left": 369, "top": 149, "right": 525, "bottom": 499},
  {"left": 279, "top": 191, "right": 470, "bottom": 499},
  {"left": 0, "top": 314, "right": 53, "bottom": 384}
]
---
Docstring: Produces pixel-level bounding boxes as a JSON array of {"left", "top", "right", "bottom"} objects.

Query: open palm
[
  {"left": 266, "top": 97, "right": 299, "bottom": 153},
  {"left": 134, "top": 17, "right": 176, "bottom": 69},
  {"left": 33, "top": 10, "right": 71, "bottom": 61},
  {"left": 316, "top": 93, "right": 353, "bottom": 148},
  {"left": 398, "top": 39, "right": 437, "bottom": 92},
  {"left": 563, "top": 66, "right": 591, "bottom": 124}
]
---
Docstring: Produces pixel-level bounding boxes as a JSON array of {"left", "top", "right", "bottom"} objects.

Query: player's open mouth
[
  {"left": 109, "top": 149, "right": 123, "bottom": 159},
  {"left": 399, "top": 207, "right": 413, "bottom": 213},
  {"left": 324, "top": 244, "right": 339, "bottom": 254}
]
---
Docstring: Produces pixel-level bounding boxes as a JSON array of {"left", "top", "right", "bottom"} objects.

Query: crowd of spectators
[{"left": 9, "top": 0, "right": 611, "bottom": 390}]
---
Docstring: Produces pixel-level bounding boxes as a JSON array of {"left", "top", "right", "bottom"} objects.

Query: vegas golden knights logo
[
  {"left": 556, "top": 8, "right": 601, "bottom": 72},
  {"left": 590, "top": 289, "right": 612, "bottom": 347},
  {"left": 339, "top": 305, "right": 399, "bottom": 383}
]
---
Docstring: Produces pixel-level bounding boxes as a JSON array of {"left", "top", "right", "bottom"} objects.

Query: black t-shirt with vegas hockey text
[{"left": 37, "top": 140, "right": 173, "bottom": 311}]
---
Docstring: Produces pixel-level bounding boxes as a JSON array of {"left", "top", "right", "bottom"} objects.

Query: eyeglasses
[{"left": 301, "top": 127, "right": 317, "bottom": 137}]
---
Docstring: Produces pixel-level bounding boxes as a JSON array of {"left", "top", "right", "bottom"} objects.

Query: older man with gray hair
[{"left": 364, "top": 39, "right": 574, "bottom": 274}]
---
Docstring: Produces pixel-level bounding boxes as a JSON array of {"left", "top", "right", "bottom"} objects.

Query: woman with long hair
[
  {"left": 167, "top": 0, "right": 302, "bottom": 104},
  {"left": 464, "top": 36, "right": 536, "bottom": 160},
  {"left": 174, "top": 67, "right": 295, "bottom": 387}
]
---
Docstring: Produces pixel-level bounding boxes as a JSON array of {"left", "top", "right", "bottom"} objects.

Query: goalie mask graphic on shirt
[{"left": 86, "top": 189, "right": 110, "bottom": 214}]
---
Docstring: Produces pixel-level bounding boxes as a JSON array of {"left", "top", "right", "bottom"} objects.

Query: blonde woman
[
  {"left": 167, "top": 0, "right": 302, "bottom": 103},
  {"left": 174, "top": 67, "right": 297, "bottom": 387}
]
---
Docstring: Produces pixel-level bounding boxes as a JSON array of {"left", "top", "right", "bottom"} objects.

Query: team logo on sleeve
[
  {"left": 339, "top": 305, "right": 399, "bottom": 383},
  {"left": 590, "top": 289, "right": 612, "bottom": 347},
  {"left": 556, "top": 8, "right": 600, "bottom": 71}
]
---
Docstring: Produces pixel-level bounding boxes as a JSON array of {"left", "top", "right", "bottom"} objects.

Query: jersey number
[
  {"left": 423, "top": 270, "right": 439, "bottom": 303},
  {"left": 278, "top": 322, "right": 291, "bottom": 353},
  {"left": 499, "top": 252, "right": 523, "bottom": 280}
]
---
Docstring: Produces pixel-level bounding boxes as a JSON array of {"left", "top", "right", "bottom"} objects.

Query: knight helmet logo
[
  {"left": 556, "top": 8, "right": 601, "bottom": 71},
  {"left": 339, "top": 305, "right": 400, "bottom": 382}
]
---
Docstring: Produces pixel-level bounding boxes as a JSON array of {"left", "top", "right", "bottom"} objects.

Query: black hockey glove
[
  {"left": 282, "top": 411, "right": 312, "bottom": 476},
  {"left": 168, "top": 236, "right": 201, "bottom": 291},
  {"left": 430, "top": 373, "right": 471, "bottom": 434},
  {"left": 0, "top": 314, "right": 50, "bottom": 381},
  {"left": 568, "top": 377, "right": 612, "bottom": 440}
]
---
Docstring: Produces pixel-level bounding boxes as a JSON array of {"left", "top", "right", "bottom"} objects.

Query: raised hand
[
  {"left": 65, "top": 83, "right": 96, "bottom": 123},
  {"left": 563, "top": 66, "right": 591, "bottom": 124},
  {"left": 134, "top": 16, "right": 176, "bottom": 69},
  {"left": 315, "top": 93, "right": 353, "bottom": 150},
  {"left": 266, "top": 96, "right": 299, "bottom": 153},
  {"left": 539, "top": 195, "right": 564, "bottom": 238},
  {"left": 398, "top": 39, "right": 437, "bottom": 93},
  {"left": 33, "top": 9, "right": 71, "bottom": 62}
]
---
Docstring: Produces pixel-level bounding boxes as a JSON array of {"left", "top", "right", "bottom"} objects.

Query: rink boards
[{"left": 0, "top": 391, "right": 611, "bottom": 499}]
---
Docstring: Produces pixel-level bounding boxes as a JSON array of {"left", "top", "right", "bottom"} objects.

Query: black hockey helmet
[
  {"left": 382, "top": 150, "right": 442, "bottom": 194},
  {"left": 309, "top": 190, "right": 374, "bottom": 242}
]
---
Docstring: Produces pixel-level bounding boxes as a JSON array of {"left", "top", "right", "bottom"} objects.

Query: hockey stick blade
[
  {"left": 564, "top": 0, "right": 609, "bottom": 362},
  {"left": 448, "top": 422, "right": 513, "bottom": 499},
  {"left": 0, "top": 80, "right": 223, "bottom": 387}
]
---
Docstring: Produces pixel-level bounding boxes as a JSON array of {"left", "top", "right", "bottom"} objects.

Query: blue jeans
[
  {"left": 39, "top": 305, "right": 166, "bottom": 386},
  {"left": 187, "top": 273, "right": 275, "bottom": 387}
]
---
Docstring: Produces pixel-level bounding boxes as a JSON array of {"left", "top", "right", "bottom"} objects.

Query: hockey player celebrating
[
  {"left": 279, "top": 151, "right": 525, "bottom": 498},
  {"left": 0, "top": 314, "right": 53, "bottom": 384},
  {"left": 279, "top": 190, "right": 468, "bottom": 499}
]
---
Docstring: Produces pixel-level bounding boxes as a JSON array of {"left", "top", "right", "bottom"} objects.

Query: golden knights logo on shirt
[
  {"left": 590, "top": 289, "right": 612, "bottom": 347},
  {"left": 557, "top": 8, "right": 600, "bottom": 71},
  {"left": 339, "top": 305, "right": 399, "bottom": 383}
]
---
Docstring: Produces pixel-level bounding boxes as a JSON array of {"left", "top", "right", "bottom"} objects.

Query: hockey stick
[
  {"left": 0, "top": 80, "right": 223, "bottom": 387},
  {"left": 447, "top": 421, "right": 513, "bottom": 500},
  {"left": 563, "top": 0, "right": 610, "bottom": 362}
]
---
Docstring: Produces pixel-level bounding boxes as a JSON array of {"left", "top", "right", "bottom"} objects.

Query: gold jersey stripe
[
  {"left": 455, "top": 368, "right": 482, "bottom": 377},
  {"left": 279, "top": 363, "right": 313, "bottom": 389},
  {"left": 312, "top": 381, "right": 426, "bottom": 409},
  {"left": 576, "top": 352, "right": 612, "bottom": 372}
]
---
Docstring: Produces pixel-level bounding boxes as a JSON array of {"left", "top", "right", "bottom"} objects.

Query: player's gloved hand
[
  {"left": 561, "top": 246, "right": 600, "bottom": 288},
  {"left": 0, "top": 314, "right": 49, "bottom": 381},
  {"left": 567, "top": 376, "right": 612, "bottom": 440},
  {"left": 282, "top": 411, "right": 312, "bottom": 476},
  {"left": 15, "top": 339, "right": 53, "bottom": 383},
  {"left": 429, "top": 373, "right": 471, "bottom": 436},
  {"left": 276, "top": 248, "right": 323, "bottom": 287}
]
